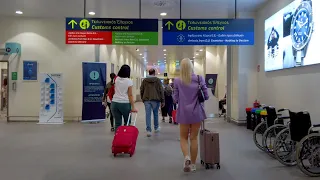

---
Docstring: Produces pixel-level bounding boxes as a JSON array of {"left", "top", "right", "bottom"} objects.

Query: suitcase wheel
[
  {"left": 113, "top": 153, "right": 116, "bottom": 157},
  {"left": 205, "top": 164, "right": 210, "bottom": 169},
  {"left": 201, "top": 160, "right": 204, "bottom": 165},
  {"left": 174, "top": 122, "right": 178, "bottom": 125},
  {"left": 129, "top": 154, "right": 132, "bottom": 157},
  {"left": 216, "top": 164, "right": 221, "bottom": 169}
]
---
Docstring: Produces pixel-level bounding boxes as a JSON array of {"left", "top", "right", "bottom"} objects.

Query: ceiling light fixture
[
  {"left": 140, "top": 53, "right": 142, "bottom": 56},
  {"left": 196, "top": 53, "right": 199, "bottom": 56},
  {"left": 158, "top": 73, "right": 161, "bottom": 75},
  {"left": 163, "top": 49, "right": 166, "bottom": 52},
  {"left": 160, "top": 12, "right": 167, "bottom": 16},
  {"left": 199, "top": 49, "right": 203, "bottom": 52},
  {"left": 15, "top": 10, "right": 23, "bottom": 15},
  {"left": 193, "top": 56, "right": 195, "bottom": 58},
  {"left": 88, "top": 11, "right": 96, "bottom": 16},
  {"left": 136, "top": 48, "right": 139, "bottom": 51},
  {"left": 164, "top": 54, "right": 166, "bottom": 55}
]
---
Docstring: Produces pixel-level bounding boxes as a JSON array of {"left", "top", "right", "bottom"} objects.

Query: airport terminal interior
[{"left": 1, "top": 0, "right": 320, "bottom": 179}]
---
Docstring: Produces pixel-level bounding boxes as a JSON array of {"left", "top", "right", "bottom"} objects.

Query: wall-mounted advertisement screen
[{"left": 264, "top": 0, "right": 320, "bottom": 72}]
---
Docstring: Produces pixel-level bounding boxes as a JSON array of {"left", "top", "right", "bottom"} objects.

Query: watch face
[{"left": 290, "top": 1, "right": 313, "bottom": 50}]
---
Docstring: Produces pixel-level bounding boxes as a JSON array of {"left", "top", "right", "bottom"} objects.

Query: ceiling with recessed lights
[{"left": 0, "top": 0, "right": 268, "bottom": 68}]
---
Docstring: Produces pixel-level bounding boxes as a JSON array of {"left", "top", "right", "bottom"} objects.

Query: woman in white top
[{"left": 111, "top": 65, "right": 138, "bottom": 131}]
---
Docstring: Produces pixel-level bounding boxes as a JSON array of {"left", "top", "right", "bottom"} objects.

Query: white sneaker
[
  {"left": 155, "top": 127, "right": 160, "bottom": 133},
  {"left": 147, "top": 132, "right": 152, "bottom": 137},
  {"left": 190, "top": 164, "right": 196, "bottom": 172},
  {"left": 183, "top": 156, "right": 191, "bottom": 172}
]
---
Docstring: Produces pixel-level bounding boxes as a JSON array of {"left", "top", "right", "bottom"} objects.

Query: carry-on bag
[
  {"left": 112, "top": 113, "right": 139, "bottom": 157},
  {"left": 172, "top": 104, "right": 178, "bottom": 125},
  {"left": 200, "top": 120, "right": 220, "bottom": 169}
]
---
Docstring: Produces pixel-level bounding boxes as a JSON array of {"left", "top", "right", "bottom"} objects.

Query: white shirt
[{"left": 112, "top": 77, "right": 133, "bottom": 103}]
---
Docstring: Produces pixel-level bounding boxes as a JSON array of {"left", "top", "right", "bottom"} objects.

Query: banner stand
[{"left": 82, "top": 62, "right": 106, "bottom": 123}]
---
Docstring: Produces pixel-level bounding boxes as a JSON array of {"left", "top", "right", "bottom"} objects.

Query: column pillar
[{"left": 204, "top": 46, "right": 227, "bottom": 117}]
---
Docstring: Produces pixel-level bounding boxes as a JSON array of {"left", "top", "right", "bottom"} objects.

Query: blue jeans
[{"left": 144, "top": 101, "right": 160, "bottom": 132}]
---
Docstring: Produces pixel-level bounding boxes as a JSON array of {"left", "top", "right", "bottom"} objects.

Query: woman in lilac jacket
[{"left": 173, "top": 58, "right": 209, "bottom": 172}]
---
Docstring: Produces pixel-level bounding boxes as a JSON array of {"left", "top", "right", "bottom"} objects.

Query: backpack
[
  {"left": 164, "top": 86, "right": 173, "bottom": 97},
  {"left": 107, "top": 76, "right": 117, "bottom": 101}
]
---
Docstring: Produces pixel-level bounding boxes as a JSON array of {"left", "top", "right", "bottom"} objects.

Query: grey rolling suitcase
[{"left": 200, "top": 120, "right": 221, "bottom": 169}]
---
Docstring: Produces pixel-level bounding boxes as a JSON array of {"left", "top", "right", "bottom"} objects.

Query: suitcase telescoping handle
[
  {"left": 127, "top": 112, "right": 138, "bottom": 126},
  {"left": 201, "top": 120, "right": 206, "bottom": 131}
]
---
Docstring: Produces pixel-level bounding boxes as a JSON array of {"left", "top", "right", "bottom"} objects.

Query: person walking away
[
  {"left": 140, "top": 68, "right": 164, "bottom": 137},
  {"left": 111, "top": 65, "right": 137, "bottom": 132},
  {"left": 161, "top": 79, "right": 174, "bottom": 123},
  {"left": 173, "top": 58, "right": 209, "bottom": 172},
  {"left": 103, "top": 73, "right": 116, "bottom": 132}
]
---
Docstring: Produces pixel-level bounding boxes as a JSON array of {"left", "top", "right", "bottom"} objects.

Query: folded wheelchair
[
  {"left": 261, "top": 108, "right": 291, "bottom": 158},
  {"left": 253, "top": 106, "right": 289, "bottom": 153},
  {"left": 273, "top": 110, "right": 320, "bottom": 177}
]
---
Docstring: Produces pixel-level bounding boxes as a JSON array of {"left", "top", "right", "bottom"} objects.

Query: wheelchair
[
  {"left": 273, "top": 110, "right": 320, "bottom": 177},
  {"left": 296, "top": 126, "right": 320, "bottom": 177},
  {"left": 261, "top": 109, "right": 290, "bottom": 158},
  {"left": 253, "top": 106, "right": 275, "bottom": 151}
]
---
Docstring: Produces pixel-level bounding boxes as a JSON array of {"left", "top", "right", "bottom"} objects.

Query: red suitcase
[
  {"left": 112, "top": 113, "right": 139, "bottom": 157},
  {"left": 200, "top": 120, "right": 221, "bottom": 169},
  {"left": 172, "top": 104, "right": 178, "bottom": 125}
]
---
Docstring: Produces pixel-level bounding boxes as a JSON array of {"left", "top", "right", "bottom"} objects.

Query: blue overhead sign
[{"left": 162, "top": 19, "right": 254, "bottom": 46}]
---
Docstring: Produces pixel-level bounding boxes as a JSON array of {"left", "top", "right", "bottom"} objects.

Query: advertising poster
[
  {"left": 23, "top": 61, "right": 38, "bottom": 81},
  {"left": 82, "top": 62, "right": 106, "bottom": 122},
  {"left": 205, "top": 74, "right": 218, "bottom": 96},
  {"left": 265, "top": 0, "right": 320, "bottom": 71},
  {"left": 39, "top": 73, "right": 63, "bottom": 124}
]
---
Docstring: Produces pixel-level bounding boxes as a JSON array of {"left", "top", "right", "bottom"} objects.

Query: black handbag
[{"left": 197, "top": 75, "right": 205, "bottom": 103}]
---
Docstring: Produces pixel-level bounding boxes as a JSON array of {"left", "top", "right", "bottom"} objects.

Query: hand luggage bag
[
  {"left": 112, "top": 113, "right": 139, "bottom": 157},
  {"left": 172, "top": 104, "right": 178, "bottom": 125},
  {"left": 200, "top": 120, "right": 220, "bottom": 169}
]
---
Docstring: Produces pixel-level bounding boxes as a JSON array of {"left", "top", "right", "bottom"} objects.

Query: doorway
[{"left": 0, "top": 61, "right": 8, "bottom": 122}]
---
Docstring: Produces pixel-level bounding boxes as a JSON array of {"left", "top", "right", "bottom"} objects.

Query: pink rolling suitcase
[{"left": 200, "top": 120, "right": 221, "bottom": 169}]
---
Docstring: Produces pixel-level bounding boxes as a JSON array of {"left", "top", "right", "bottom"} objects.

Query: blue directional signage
[{"left": 162, "top": 19, "right": 254, "bottom": 46}]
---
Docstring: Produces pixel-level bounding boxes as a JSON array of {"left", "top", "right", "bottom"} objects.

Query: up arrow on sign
[
  {"left": 68, "top": 20, "right": 78, "bottom": 29},
  {"left": 165, "top": 21, "right": 174, "bottom": 30}
]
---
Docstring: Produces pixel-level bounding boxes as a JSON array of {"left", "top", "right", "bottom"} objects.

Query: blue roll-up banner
[
  {"left": 82, "top": 62, "right": 106, "bottom": 122},
  {"left": 205, "top": 74, "right": 218, "bottom": 96}
]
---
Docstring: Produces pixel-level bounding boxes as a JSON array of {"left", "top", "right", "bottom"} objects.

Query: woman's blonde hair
[{"left": 180, "top": 58, "right": 194, "bottom": 85}]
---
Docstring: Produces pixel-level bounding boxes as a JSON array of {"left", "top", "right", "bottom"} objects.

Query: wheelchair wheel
[
  {"left": 296, "top": 134, "right": 320, "bottom": 177},
  {"left": 274, "top": 127, "right": 297, "bottom": 166},
  {"left": 262, "top": 124, "right": 287, "bottom": 157},
  {"left": 253, "top": 121, "right": 267, "bottom": 151}
]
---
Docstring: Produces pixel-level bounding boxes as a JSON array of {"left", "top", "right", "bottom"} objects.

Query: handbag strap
[{"left": 197, "top": 75, "right": 201, "bottom": 89}]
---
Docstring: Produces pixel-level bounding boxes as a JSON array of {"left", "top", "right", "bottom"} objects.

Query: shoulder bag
[{"left": 197, "top": 75, "right": 205, "bottom": 103}]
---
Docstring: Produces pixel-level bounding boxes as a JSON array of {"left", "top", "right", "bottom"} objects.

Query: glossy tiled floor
[{"left": 0, "top": 103, "right": 313, "bottom": 180}]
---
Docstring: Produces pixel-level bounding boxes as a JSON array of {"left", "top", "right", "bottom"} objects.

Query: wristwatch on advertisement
[{"left": 290, "top": 0, "right": 313, "bottom": 67}]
